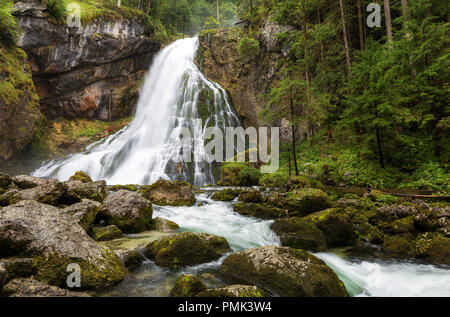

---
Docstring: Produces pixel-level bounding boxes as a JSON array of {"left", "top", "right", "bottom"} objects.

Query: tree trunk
[
  {"left": 290, "top": 85, "right": 299, "bottom": 176},
  {"left": 117, "top": 0, "right": 121, "bottom": 8},
  {"left": 339, "top": 0, "right": 351, "bottom": 71},
  {"left": 384, "top": 0, "right": 393, "bottom": 43},
  {"left": 376, "top": 125, "right": 385, "bottom": 168},
  {"left": 357, "top": 0, "right": 365, "bottom": 50},
  {"left": 146, "top": 0, "right": 151, "bottom": 15},
  {"left": 217, "top": 0, "right": 220, "bottom": 25},
  {"left": 401, "top": 0, "right": 408, "bottom": 17}
]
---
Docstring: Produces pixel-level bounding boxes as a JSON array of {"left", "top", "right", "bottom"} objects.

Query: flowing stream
[{"left": 30, "top": 37, "right": 449, "bottom": 297}]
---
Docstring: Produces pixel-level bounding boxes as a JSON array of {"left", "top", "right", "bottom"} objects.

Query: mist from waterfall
[{"left": 33, "top": 37, "right": 241, "bottom": 186}]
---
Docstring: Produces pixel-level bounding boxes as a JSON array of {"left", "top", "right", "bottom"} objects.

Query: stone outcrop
[
  {"left": 139, "top": 180, "right": 196, "bottom": 206},
  {"left": 2, "top": 278, "right": 91, "bottom": 297},
  {"left": 169, "top": 274, "right": 207, "bottom": 297},
  {"left": 197, "top": 285, "right": 267, "bottom": 297}
]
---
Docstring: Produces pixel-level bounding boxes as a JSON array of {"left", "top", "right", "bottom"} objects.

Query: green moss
[
  {"left": 211, "top": 188, "right": 242, "bottom": 201},
  {"left": 285, "top": 188, "right": 331, "bottom": 216},
  {"left": 233, "top": 202, "right": 286, "bottom": 220}
]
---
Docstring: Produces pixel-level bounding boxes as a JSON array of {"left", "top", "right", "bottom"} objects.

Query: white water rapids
[{"left": 29, "top": 37, "right": 449, "bottom": 297}]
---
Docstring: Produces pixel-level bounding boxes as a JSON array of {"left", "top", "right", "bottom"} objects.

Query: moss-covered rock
[
  {"left": 99, "top": 190, "right": 153, "bottom": 233},
  {"left": 68, "top": 171, "right": 92, "bottom": 183},
  {"left": 139, "top": 180, "right": 195, "bottom": 206},
  {"left": 0, "top": 258, "right": 35, "bottom": 281},
  {"left": 92, "top": 225, "right": 123, "bottom": 241},
  {"left": 382, "top": 235, "right": 414, "bottom": 258},
  {"left": 378, "top": 216, "right": 415, "bottom": 235},
  {"left": 149, "top": 217, "right": 180, "bottom": 232},
  {"left": 0, "top": 200, "right": 128, "bottom": 290},
  {"left": 233, "top": 202, "right": 286, "bottom": 220},
  {"left": 63, "top": 180, "right": 107, "bottom": 203},
  {"left": 220, "top": 246, "right": 348, "bottom": 297},
  {"left": 0, "top": 189, "right": 19, "bottom": 207},
  {"left": 197, "top": 285, "right": 267, "bottom": 297},
  {"left": 271, "top": 217, "right": 327, "bottom": 251},
  {"left": 10, "top": 178, "right": 66, "bottom": 206},
  {"left": 113, "top": 249, "right": 144, "bottom": 272},
  {"left": 63, "top": 199, "right": 100, "bottom": 232},
  {"left": 108, "top": 184, "right": 139, "bottom": 192},
  {"left": 2, "top": 278, "right": 91, "bottom": 297},
  {"left": 169, "top": 274, "right": 207, "bottom": 297},
  {"left": 144, "top": 232, "right": 231, "bottom": 269},
  {"left": 211, "top": 188, "right": 242, "bottom": 201},
  {"left": 302, "top": 208, "right": 357, "bottom": 248},
  {"left": 285, "top": 188, "right": 331, "bottom": 216},
  {"left": 238, "top": 189, "right": 263, "bottom": 203},
  {"left": 414, "top": 233, "right": 450, "bottom": 265},
  {"left": 218, "top": 162, "right": 261, "bottom": 186},
  {"left": 0, "top": 172, "right": 12, "bottom": 190}
]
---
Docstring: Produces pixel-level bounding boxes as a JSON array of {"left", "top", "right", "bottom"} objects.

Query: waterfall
[{"left": 33, "top": 37, "right": 241, "bottom": 186}]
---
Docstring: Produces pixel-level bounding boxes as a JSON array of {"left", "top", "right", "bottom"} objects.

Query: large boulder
[
  {"left": 382, "top": 235, "right": 414, "bottom": 258},
  {"left": 11, "top": 175, "right": 48, "bottom": 189},
  {"left": 302, "top": 208, "right": 357, "bottom": 248},
  {"left": 63, "top": 180, "right": 107, "bottom": 203},
  {"left": 169, "top": 274, "right": 207, "bottom": 297},
  {"left": 0, "top": 189, "right": 20, "bottom": 207},
  {"left": 238, "top": 189, "right": 263, "bottom": 203},
  {"left": 271, "top": 217, "right": 327, "bottom": 252},
  {"left": 91, "top": 225, "right": 123, "bottom": 241},
  {"left": 0, "top": 200, "right": 128, "bottom": 290},
  {"left": 63, "top": 199, "right": 101, "bottom": 232},
  {"left": 233, "top": 202, "right": 286, "bottom": 220},
  {"left": 2, "top": 278, "right": 91, "bottom": 297},
  {"left": 284, "top": 188, "right": 331, "bottom": 216},
  {"left": 99, "top": 190, "right": 153, "bottom": 233},
  {"left": 220, "top": 246, "right": 348, "bottom": 297},
  {"left": 149, "top": 217, "right": 180, "bottom": 232},
  {"left": 10, "top": 178, "right": 66, "bottom": 206},
  {"left": 139, "top": 180, "right": 195, "bottom": 206},
  {"left": 144, "top": 232, "right": 231, "bottom": 269},
  {"left": 414, "top": 233, "right": 450, "bottom": 265},
  {"left": 68, "top": 171, "right": 92, "bottom": 183},
  {"left": 211, "top": 188, "right": 242, "bottom": 201},
  {"left": 197, "top": 285, "right": 267, "bottom": 297}
]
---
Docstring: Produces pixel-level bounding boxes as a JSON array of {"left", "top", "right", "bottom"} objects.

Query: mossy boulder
[
  {"left": 63, "top": 180, "right": 107, "bottom": 203},
  {"left": 0, "top": 200, "right": 128, "bottom": 290},
  {"left": 414, "top": 233, "right": 450, "bottom": 265},
  {"left": 302, "top": 208, "right": 357, "bottom": 248},
  {"left": 285, "top": 188, "right": 331, "bottom": 216},
  {"left": 354, "top": 222, "right": 384, "bottom": 244},
  {"left": 63, "top": 199, "right": 100, "bottom": 232},
  {"left": 68, "top": 171, "right": 92, "bottom": 183},
  {"left": 2, "top": 278, "right": 90, "bottom": 297},
  {"left": 113, "top": 249, "right": 144, "bottom": 272},
  {"left": 197, "top": 285, "right": 267, "bottom": 297},
  {"left": 169, "top": 274, "right": 207, "bottom": 297},
  {"left": 108, "top": 184, "right": 139, "bottom": 192},
  {"left": 0, "top": 258, "right": 35, "bottom": 281},
  {"left": 99, "top": 190, "right": 153, "bottom": 233},
  {"left": 382, "top": 235, "right": 414, "bottom": 258},
  {"left": 144, "top": 232, "right": 231, "bottom": 269},
  {"left": 211, "top": 188, "right": 242, "bottom": 201},
  {"left": 238, "top": 189, "right": 263, "bottom": 203},
  {"left": 233, "top": 202, "right": 286, "bottom": 220},
  {"left": 378, "top": 216, "right": 415, "bottom": 235},
  {"left": 218, "top": 162, "right": 261, "bottom": 186},
  {"left": 0, "top": 189, "right": 20, "bottom": 207},
  {"left": 92, "top": 225, "right": 123, "bottom": 241},
  {"left": 9, "top": 178, "right": 66, "bottom": 206},
  {"left": 149, "top": 217, "right": 180, "bottom": 232},
  {"left": 271, "top": 217, "right": 327, "bottom": 251},
  {"left": 220, "top": 246, "right": 348, "bottom": 297},
  {"left": 139, "top": 180, "right": 195, "bottom": 206}
]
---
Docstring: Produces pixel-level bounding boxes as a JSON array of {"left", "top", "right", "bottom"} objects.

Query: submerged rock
[
  {"left": 144, "top": 232, "right": 231, "bottom": 269},
  {"left": 0, "top": 200, "right": 128, "bottom": 289},
  {"left": 220, "top": 246, "right": 348, "bottom": 297},
  {"left": 99, "top": 190, "right": 153, "bottom": 233},
  {"left": 92, "top": 225, "right": 123, "bottom": 241},
  {"left": 139, "top": 180, "right": 196, "bottom": 206},
  {"left": 2, "top": 278, "right": 91, "bottom": 297},
  {"left": 271, "top": 217, "right": 327, "bottom": 251},
  {"left": 197, "top": 285, "right": 267, "bottom": 297},
  {"left": 169, "top": 274, "right": 207, "bottom": 297}
]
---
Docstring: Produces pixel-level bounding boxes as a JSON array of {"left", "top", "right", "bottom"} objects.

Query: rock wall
[{"left": 13, "top": 1, "right": 161, "bottom": 121}]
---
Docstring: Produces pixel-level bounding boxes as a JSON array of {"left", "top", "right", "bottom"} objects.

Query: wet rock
[
  {"left": 92, "top": 225, "right": 123, "bottom": 241},
  {"left": 149, "top": 217, "right": 179, "bottom": 232},
  {"left": 211, "top": 188, "right": 242, "bottom": 201},
  {"left": 220, "top": 246, "right": 348, "bottom": 297},
  {"left": 2, "top": 278, "right": 91, "bottom": 297},
  {"left": 0, "top": 200, "right": 128, "bottom": 289},
  {"left": 271, "top": 217, "right": 327, "bottom": 252},
  {"left": 379, "top": 216, "right": 415, "bottom": 234},
  {"left": 414, "top": 233, "right": 450, "bottom": 265},
  {"left": 169, "top": 274, "right": 207, "bottom": 297},
  {"left": 139, "top": 180, "right": 195, "bottom": 206},
  {"left": 63, "top": 199, "right": 101, "bottom": 232},
  {"left": 68, "top": 171, "right": 92, "bottom": 183},
  {"left": 197, "top": 285, "right": 267, "bottom": 297},
  {"left": 63, "top": 180, "right": 107, "bottom": 203},
  {"left": 238, "top": 189, "right": 263, "bottom": 203},
  {"left": 10, "top": 178, "right": 66, "bottom": 206},
  {"left": 285, "top": 188, "right": 331, "bottom": 216},
  {"left": 113, "top": 249, "right": 144, "bottom": 272},
  {"left": 144, "top": 232, "right": 231, "bottom": 269},
  {"left": 302, "top": 208, "right": 357, "bottom": 248},
  {"left": 0, "top": 258, "right": 35, "bottom": 281},
  {"left": 382, "top": 235, "right": 414, "bottom": 258},
  {"left": 99, "top": 190, "right": 153, "bottom": 233},
  {"left": 233, "top": 202, "right": 286, "bottom": 220}
]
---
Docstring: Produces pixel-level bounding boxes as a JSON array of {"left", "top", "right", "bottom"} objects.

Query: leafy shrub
[
  {"left": 0, "top": 0, "right": 20, "bottom": 47},
  {"left": 237, "top": 37, "right": 260, "bottom": 60},
  {"left": 47, "top": 0, "right": 68, "bottom": 24},
  {"left": 399, "top": 162, "right": 450, "bottom": 192}
]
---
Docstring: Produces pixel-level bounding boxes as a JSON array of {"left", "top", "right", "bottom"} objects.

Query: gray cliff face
[{"left": 13, "top": 1, "right": 161, "bottom": 121}]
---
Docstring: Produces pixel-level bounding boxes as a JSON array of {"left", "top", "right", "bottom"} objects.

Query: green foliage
[
  {"left": 0, "top": 0, "right": 20, "bottom": 47},
  {"left": 237, "top": 36, "right": 259, "bottom": 59},
  {"left": 47, "top": 0, "right": 69, "bottom": 23},
  {"left": 399, "top": 162, "right": 450, "bottom": 192},
  {"left": 259, "top": 172, "right": 288, "bottom": 188},
  {"left": 203, "top": 16, "right": 219, "bottom": 30}
]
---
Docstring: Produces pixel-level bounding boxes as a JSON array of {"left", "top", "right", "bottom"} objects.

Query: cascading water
[{"left": 33, "top": 37, "right": 241, "bottom": 186}]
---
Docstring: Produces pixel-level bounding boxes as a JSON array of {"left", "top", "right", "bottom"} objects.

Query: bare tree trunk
[
  {"left": 216, "top": 0, "right": 220, "bottom": 25},
  {"left": 146, "top": 0, "right": 152, "bottom": 15},
  {"left": 401, "top": 0, "right": 408, "bottom": 16},
  {"left": 339, "top": 0, "right": 351, "bottom": 71},
  {"left": 290, "top": 84, "right": 299, "bottom": 176},
  {"left": 357, "top": 0, "right": 365, "bottom": 50},
  {"left": 117, "top": 0, "right": 121, "bottom": 8},
  {"left": 384, "top": 0, "right": 393, "bottom": 43}
]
